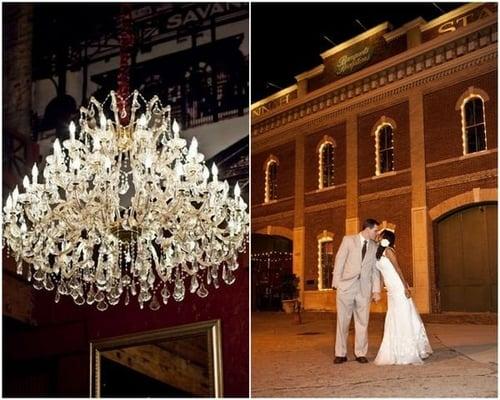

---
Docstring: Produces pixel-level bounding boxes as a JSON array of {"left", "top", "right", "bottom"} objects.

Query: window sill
[
  {"left": 306, "top": 183, "right": 346, "bottom": 195},
  {"left": 460, "top": 148, "right": 495, "bottom": 160}
]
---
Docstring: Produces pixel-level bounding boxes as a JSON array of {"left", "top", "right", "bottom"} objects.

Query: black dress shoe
[
  {"left": 334, "top": 356, "right": 348, "bottom": 364},
  {"left": 355, "top": 356, "right": 369, "bottom": 363}
]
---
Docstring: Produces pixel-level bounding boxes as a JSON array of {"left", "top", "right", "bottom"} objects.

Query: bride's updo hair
[{"left": 376, "top": 230, "right": 396, "bottom": 260}]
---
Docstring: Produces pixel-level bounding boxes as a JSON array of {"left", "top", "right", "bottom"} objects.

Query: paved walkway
[{"left": 251, "top": 312, "right": 497, "bottom": 398}]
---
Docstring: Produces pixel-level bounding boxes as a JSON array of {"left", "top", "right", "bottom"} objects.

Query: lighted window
[
  {"left": 376, "top": 124, "right": 394, "bottom": 175},
  {"left": 319, "top": 142, "right": 335, "bottom": 189},
  {"left": 318, "top": 236, "right": 334, "bottom": 290},
  {"left": 264, "top": 156, "right": 279, "bottom": 203},
  {"left": 463, "top": 97, "right": 487, "bottom": 154}
]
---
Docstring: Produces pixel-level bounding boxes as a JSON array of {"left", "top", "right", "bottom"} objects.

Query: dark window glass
[
  {"left": 321, "top": 241, "right": 334, "bottom": 289},
  {"left": 321, "top": 143, "right": 334, "bottom": 188},
  {"left": 464, "top": 98, "right": 486, "bottom": 153},
  {"left": 268, "top": 162, "right": 278, "bottom": 200},
  {"left": 379, "top": 125, "right": 394, "bottom": 174}
]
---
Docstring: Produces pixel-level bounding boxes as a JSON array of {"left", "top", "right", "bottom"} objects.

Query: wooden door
[{"left": 437, "top": 204, "right": 497, "bottom": 312}]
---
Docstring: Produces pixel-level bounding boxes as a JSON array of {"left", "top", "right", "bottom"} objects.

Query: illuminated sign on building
[{"left": 335, "top": 46, "right": 374, "bottom": 76}]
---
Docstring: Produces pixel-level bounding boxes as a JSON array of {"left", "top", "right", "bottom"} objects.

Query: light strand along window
[
  {"left": 264, "top": 158, "right": 279, "bottom": 202},
  {"left": 376, "top": 124, "right": 394, "bottom": 175},
  {"left": 463, "top": 96, "right": 487, "bottom": 154},
  {"left": 318, "top": 238, "right": 334, "bottom": 290},
  {"left": 320, "top": 143, "right": 335, "bottom": 188}
]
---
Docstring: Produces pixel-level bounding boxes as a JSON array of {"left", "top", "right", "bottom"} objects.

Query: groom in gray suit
[{"left": 332, "top": 219, "right": 381, "bottom": 364}]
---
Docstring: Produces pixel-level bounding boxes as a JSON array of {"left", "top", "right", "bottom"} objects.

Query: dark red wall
[{"left": 4, "top": 254, "right": 249, "bottom": 397}]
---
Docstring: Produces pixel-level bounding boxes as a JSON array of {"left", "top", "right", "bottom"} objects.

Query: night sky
[{"left": 251, "top": 2, "right": 465, "bottom": 102}]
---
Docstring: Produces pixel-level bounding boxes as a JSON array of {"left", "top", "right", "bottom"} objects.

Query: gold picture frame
[{"left": 90, "top": 319, "right": 223, "bottom": 398}]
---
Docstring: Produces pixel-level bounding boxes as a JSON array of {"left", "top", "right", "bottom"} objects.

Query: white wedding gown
[{"left": 374, "top": 251, "right": 433, "bottom": 365}]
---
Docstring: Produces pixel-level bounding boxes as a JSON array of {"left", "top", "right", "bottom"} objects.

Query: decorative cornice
[
  {"left": 320, "top": 22, "right": 391, "bottom": 59},
  {"left": 383, "top": 17, "right": 427, "bottom": 42},
  {"left": 419, "top": 3, "right": 483, "bottom": 32},
  {"left": 427, "top": 169, "right": 497, "bottom": 190},
  {"left": 251, "top": 85, "right": 298, "bottom": 111},
  {"left": 252, "top": 46, "right": 497, "bottom": 153},
  {"left": 295, "top": 65, "right": 325, "bottom": 82},
  {"left": 252, "top": 15, "right": 497, "bottom": 138}
]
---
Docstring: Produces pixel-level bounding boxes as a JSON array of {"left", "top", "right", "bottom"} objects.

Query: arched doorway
[
  {"left": 436, "top": 203, "right": 497, "bottom": 312},
  {"left": 251, "top": 233, "right": 293, "bottom": 311}
]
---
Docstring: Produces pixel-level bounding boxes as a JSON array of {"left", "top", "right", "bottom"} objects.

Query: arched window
[
  {"left": 317, "top": 231, "right": 335, "bottom": 290},
  {"left": 318, "top": 138, "right": 335, "bottom": 189},
  {"left": 375, "top": 124, "right": 394, "bottom": 175},
  {"left": 264, "top": 155, "right": 279, "bottom": 203},
  {"left": 463, "top": 97, "right": 487, "bottom": 154}
]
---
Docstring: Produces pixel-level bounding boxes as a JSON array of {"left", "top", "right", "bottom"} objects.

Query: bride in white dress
[{"left": 374, "top": 229, "right": 433, "bottom": 365}]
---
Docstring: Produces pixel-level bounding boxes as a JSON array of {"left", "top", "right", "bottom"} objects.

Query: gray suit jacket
[{"left": 331, "top": 234, "right": 381, "bottom": 298}]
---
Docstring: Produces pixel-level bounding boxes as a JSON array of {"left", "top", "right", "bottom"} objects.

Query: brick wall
[
  {"left": 304, "top": 123, "right": 346, "bottom": 192},
  {"left": 251, "top": 141, "right": 296, "bottom": 205},
  {"left": 358, "top": 101, "right": 411, "bottom": 180},
  {"left": 304, "top": 206, "right": 346, "bottom": 290},
  {"left": 3, "top": 4, "right": 33, "bottom": 138},
  {"left": 423, "top": 71, "right": 497, "bottom": 165},
  {"left": 359, "top": 194, "right": 413, "bottom": 286}
]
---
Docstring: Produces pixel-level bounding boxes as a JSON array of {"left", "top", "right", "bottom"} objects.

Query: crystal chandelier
[{"left": 2, "top": 91, "right": 249, "bottom": 311}]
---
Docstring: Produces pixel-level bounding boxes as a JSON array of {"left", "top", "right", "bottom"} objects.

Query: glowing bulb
[
  {"left": 234, "top": 182, "right": 241, "bottom": 198},
  {"left": 138, "top": 114, "right": 147, "bottom": 128},
  {"left": 12, "top": 186, "right": 19, "bottom": 205},
  {"left": 172, "top": 119, "right": 180, "bottom": 137},
  {"left": 23, "top": 175, "right": 30, "bottom": 189},
  {"left": 100, "top": 114, "right": 107, "bottom": 130},
  {"left": 32, "top": 163, "right": 39, "bottom": 184},
  {"left": 211, "top": 163, "right": 218, "bottom": 178},
  {"left": 69, "top": 121, "right": 76, "bottom": 141},
  {"left": 21, "top": 222, "right": 27, "bottom": 234},
  {"left": 104, "top": 158, "right": 112, "bottom": 172},
  {"left": 6, "top": 195, "right": 13, "bottom": 211},
  {"left": 72, "top": 158, "right": 81, "bottom": 171},
  {"left": 202, "top": 166, "right": 210, "bottom": 181},
  {"left": 144, "top": 154, "right": 153, "bottom": 169},
  {"left": 53, "top": 139, "right": 61, "bottom": 157},
  {"left": 188, "top": 137, "right": 198, "bottom": 157},
  {"left": 175, "top": 161, "right": 183, "bottom": 177}
]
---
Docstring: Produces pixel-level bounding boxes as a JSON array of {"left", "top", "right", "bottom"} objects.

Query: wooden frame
[{"left": 90, "top": 319, "right": 223, "bottom": 398}]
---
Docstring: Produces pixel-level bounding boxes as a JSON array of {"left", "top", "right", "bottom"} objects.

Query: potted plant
[{"left": 280, "top": 273, "right": 300, "bottom": 314}]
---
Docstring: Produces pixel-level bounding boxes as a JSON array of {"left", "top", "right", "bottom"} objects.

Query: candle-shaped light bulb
[
  {"left": 104, "top": 158, "right": 112, "bottom": 173},
  {"left": 144, "top": 154, "right": 153, "bottom": 170},
  {"left": 53, "top": 139, "right": 61, "bottom": 157},
  {"left": 6, "top": 195, "right": 13, "bottom": 212},
  {"left": 188, "top": 137, "right": 198, "bottom": 157},
  {"left": 72, "top": 157, "right": 81, "bottom": 171},
  {"left": 234, "top": 182, "right": 241, "bottom": 198},
  {"left": 202, "top": 166, "right": 210, "bottom": 181},
  {"left": 172, "top": 119, "right": 180, "bottom": 137},
  {"left": 175, "top": 161, "right": 183, "bottom": 177},
  {"left": 138, "top": 114, "right": 147, "bottom": 128},
  {"left": 32, "top": 163, "right": 39, "bottom": 184},
  {"left": 100, "top": 114, "right": 107, "bottom": 130},
  {"left": 23, "top": 175, "right": 30, "bottom": 189},
  {"left": 211, "top": 163, "right": 218, "bottom": 178},
  {"left": 69, "top": 121, "right": 76, "bottom": 141},
  {"left": 21, "top": 222, "right": 27, "bottom": 234},
  {"left": 12, "top": 186, "right": 19, "bottom": 205}
]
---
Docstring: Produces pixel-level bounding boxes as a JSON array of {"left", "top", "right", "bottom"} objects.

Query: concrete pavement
[{"left": 251, "top": 312, "right": 497, "bottom": 397}]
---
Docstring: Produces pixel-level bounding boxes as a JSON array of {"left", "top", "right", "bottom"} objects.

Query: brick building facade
[{"left": 251, "top": 3, "right": 497, "bottom": 313}]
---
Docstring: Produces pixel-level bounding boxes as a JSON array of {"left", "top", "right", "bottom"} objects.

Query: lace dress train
[{"left": 374, "top": 254, "right": 433, "bottom": 365}]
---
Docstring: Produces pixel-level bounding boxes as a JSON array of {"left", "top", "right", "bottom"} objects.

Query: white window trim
[
  {"left": 317, "top": 232, "right": 334, "bottom": 291},
  {"left": 460, "top": 95, "right": 488, "bottom": 155}
]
